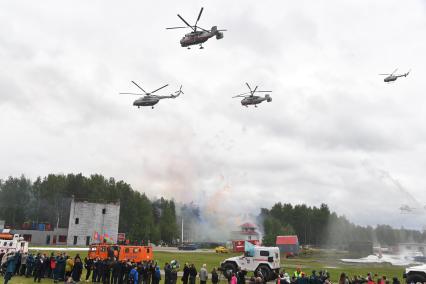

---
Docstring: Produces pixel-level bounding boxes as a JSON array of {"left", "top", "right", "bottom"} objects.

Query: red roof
[
  {"left": 276, "top": 235, "right": 298, "bottom": 245},
  {"left": 240, "top": 222, "right": 257, "bottom": 228}
]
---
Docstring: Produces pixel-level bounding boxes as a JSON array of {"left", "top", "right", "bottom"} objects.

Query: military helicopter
[
  {"left": 120, "top": 81, "right": 183, "bottom": 109},
  {"left": 166, "top": 7, "right": 226, "bottom": 49},
  {"left": 379, "top": 68, "right": 410, "bottom": 83},
  {"left": 400, "top": 204, "right": 416, "bottom": 214},
  {"left": 232, "top": 83, "right": 272, "bottom": 107}
]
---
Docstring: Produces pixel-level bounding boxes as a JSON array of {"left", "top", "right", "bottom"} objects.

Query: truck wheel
[
  {"left": 222, "top": 263, "right": 237, "bottom": 279},
  {"left": 256, "top": 265, "right": 273, "bottom": 281},
  {"left": 407, "top": 274, "right": 426, "bottom": 284}
]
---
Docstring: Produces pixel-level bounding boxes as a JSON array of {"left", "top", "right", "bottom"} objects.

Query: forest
[
  {"left": 0, "top": 174, "right": 178, "bottom": 243},
  {"left": 261, "top": 202, "right": 426, "bottom": 247},
  {"left": 1, "top": 174, "right": 425, "bottom": 247}
]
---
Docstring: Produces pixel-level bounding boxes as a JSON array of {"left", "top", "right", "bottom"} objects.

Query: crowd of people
[
  {"left": 274, "top": 268, "right": 402, "bottom": 284},
  {"left": 0, "top": 251, "right": 85, "bottom": 284},
  {"left": 0, "top": 251, "right": 405, "bottom": 284}
]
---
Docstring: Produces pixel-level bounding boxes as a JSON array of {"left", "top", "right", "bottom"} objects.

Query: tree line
[
  {"left": 261, "top": 202, "right": 426, "bottom": 247},
  {"left": 0, "top": 174, "right": 178, "bottom": 243}
]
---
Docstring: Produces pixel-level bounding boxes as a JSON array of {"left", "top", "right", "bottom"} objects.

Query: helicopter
[
  {"left": 400, "top": 204, "right": 416, "bottom": 214},
  {"left": 379, "top": 68, "right": 410, "bottom": 83},
  {"left": 232, "top": 83, "right": 272, "bottom": 107},
  {"left": 166, "top": 7, "right": 226, "bottom": 49},
  {"left": 120, "top": 81, "right": 183, "bottom": 109}
]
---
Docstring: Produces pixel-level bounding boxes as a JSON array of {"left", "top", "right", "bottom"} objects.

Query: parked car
[
  {"left": 215, "top": 246, "right": 229, "bottom": 253},
  {"left": 178, "top": 244, "right": 197, "bottom": 251}
]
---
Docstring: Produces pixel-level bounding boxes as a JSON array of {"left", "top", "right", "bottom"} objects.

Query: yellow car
[{"left": 215, "top": 246, "right": 229, "bottom": 253}]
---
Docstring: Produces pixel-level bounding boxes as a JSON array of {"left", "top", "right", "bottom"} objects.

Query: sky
[{"left": 1, "top": 0, "right": 426, "bottom": 230}]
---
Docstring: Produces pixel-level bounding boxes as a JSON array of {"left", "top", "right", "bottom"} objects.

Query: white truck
[
  {"left": 403, "top": 264, "right": 426, "bottom": 283},
  {"left": 0, "top": 233, "right": 29, "bottom": 254},
  {"left": 220, "top": 246, "right": 281, "bottom": 281}
]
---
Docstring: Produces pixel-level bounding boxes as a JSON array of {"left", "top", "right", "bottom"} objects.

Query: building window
[
  {"left": 86, "top": 236, "right": 91, "bottom": 246},
  {"left": 58, "top": 235, "right": 67, "bottom": 243},
  {"left": 73, "top": 236, "right": 78, "bottom": 245},
  {"left": 75, "top": 218, "right": 79, "bottom": 224},
  {"left": 46, "top": 235, "right": 51, "bottom": 245},
  {"left": 23, "top": 234, "right": 32, "bottom": 242},
  {"left": 102, "top": 208, "right": 106, "bottom": 214}
]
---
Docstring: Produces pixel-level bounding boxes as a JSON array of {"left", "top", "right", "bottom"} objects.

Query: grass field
[{"left": 2, "top": 249, "right": 406, "bottom": 284}]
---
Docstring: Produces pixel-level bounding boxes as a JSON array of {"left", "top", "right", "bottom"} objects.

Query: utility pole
[{"left": 181, "top": 217, "right": 184, "bottom": 244}]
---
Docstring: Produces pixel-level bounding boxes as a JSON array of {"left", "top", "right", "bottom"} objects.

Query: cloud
[{"left": 0, "top": 0, "right": 426, "bottom": 230}]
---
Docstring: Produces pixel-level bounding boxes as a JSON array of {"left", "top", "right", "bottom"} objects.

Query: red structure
[
  {"left": 276, "top": 235, "right": 299, "bottom": 256},
  {"left": 230, "top": 223, "right": 262, "bottom": 252},
  {"left": 232, "top": 239, "right": 260, "bottom": 252}
]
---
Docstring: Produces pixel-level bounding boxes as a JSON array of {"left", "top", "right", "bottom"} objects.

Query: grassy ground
[{"left": 2, "top": 250, "right": 406, "bottom": 284}]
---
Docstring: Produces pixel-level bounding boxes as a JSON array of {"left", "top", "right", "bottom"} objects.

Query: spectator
[
  {"left": 3, "top": 252, "right": 17, "bottom": 284},
  {"left": 72, "top": 256, "right": 83, "bottom": 282},
  {"left": 188, "top": 264, "right": 197, "bottom": 284},
  {"left": 182, "top": 263, "right": 190, "bottom": 284},
  {"left": 34, "top": 253, "right": 45, "bottom": 283},
  {"left": 129, "top": 264, "right": 139, "bottom": 284},
  {"left": 164, "top": 262, "right": 171, "bottom": 284},
  {"left": 65, "top": 256, "right": 74, "bottom": 278},
  {"left": 152, "top": 266, "right": 161, "bottom": 284},
  {"left": 20, "top": 252, "right": 28, "bottom": 276},
  {"left": 200, "top": 264, "right": 208, "bottom": 284},
  {"left": 211, "top": 268, "right": 219, "bottom": 284}
]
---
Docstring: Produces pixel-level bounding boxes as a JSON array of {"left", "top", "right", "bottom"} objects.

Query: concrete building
[
  {"left": 0, "top": 220, "right": 4, "bottom": 230},
  {"left": 67, "top": 199, "right": 120, "bottom": 246},
  {"left": 9, "top": 199, "right": 120, "bottom": 246},
  {"left": 14, "top": 228, "right": 68, "bottom": 246}
]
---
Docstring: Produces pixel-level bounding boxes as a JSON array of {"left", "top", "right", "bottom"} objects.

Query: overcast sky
[{"left": 1, "top": 0, "right": 426, "bottom": 229}]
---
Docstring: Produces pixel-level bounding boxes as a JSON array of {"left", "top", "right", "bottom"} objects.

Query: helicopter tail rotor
[{"left": 172, "top": 85, "right": 184, "bottom": 98}]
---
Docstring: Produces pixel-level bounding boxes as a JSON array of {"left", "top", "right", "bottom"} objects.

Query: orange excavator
[{"left": 88, "top": 244, "right": 153, "bottom": 263}]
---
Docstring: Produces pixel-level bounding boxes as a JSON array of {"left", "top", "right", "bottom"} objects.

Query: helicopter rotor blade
[
  {"left": 119, "top": 92, "right": 143, "bottom": 95},
  {"left": 166, "top": 26, "right": 191, "bottom": 30},
  {"left": 254, "top": 90, "right": 272, "bottom": 93},
  {"left": 194, "top": 7, "right": 204, "bottom": 31},
  {"left": 150, "top": 84, "right": 169, "bottom": 94},
  {"left": 177, "top": 14, "right": 195, "bottom": 31},
  {"left": 391, "top": 68, "right": 398, "bottom": 76},
  {"left": 235, "top": 92, "right": 251, "bottom": 96},
  {"left": 232, "top": 95, "right": 248, "bottom": 98},
  {"left": 245, "top": 82, "right": 252, "bottom": 93},
  {"left": 251, "top": 86, "right": 258, "bottom": 96},
  {"left": 131, "top": 81, "right": 148, "bottom": 94},
  {"left": 379, "top": 74, "right": 391, "bottom": 76}
]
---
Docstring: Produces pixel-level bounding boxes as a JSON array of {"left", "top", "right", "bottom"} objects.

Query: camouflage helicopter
[
  {"left": 379, "top": 68, "right": 410, "bottom": 83},
  {"left": 233, "top": 83, "right": 272, "bottom": 108},
  {"left": 120, "top": 81, "right": 183, "bottom": 109},
  {"left": 166, "top": 7, "right": 226, "bottom": 49}
]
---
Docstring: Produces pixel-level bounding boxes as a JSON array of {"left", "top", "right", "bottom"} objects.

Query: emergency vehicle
[
  {"left": 88, "top": 244, "right": 153, "bottom": 263},
  {"left": 0, "top": 231, "right": 29, "bottom": 254},
  {"left": 220, "top": 245, "right": 280, "bottom": 281}
]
